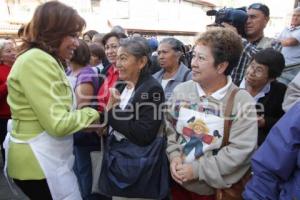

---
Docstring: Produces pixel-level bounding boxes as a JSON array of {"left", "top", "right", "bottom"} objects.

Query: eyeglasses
[
  {"left": 248, "top": 3, "right": 269, "bottom": 17},
  {"left": 247, "top": 63, "right": 267, "bottom": 78}
]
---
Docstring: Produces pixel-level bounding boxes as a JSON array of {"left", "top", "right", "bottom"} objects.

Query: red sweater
[
  {"left": 97, "top": 64, "right": 119, "bottom": 112},
  {"left": 0, "top": 64, "right": 12, "bottom": 118}
]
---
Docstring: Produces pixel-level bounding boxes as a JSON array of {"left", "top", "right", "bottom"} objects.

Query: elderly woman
[
  {"left": 98, "top": 37, "right": 168, "bottom": 200},
  {"left": 97, "top": 31, "right": 127, "bottom": 111},
  {"left": 240, "top": 48, "right": 286, "bottom": 146},
  {"left": 166, "top": 27, "right": 257, "bottom": 200},
  {"left": 0, "top": 39, "right": 16, "bottom": 163},
  {"left": 153, "top": 38, "right": 191, "bottom": 100},
  {"left": 5, "top": 2, "right": 100, "bottom": 199}
]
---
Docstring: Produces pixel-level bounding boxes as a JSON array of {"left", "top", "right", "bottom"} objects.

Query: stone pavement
[{"left": 0, "top": 154, "right": 28, "bottom": 200}]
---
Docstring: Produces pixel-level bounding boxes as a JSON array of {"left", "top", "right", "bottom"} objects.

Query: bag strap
[{"left": 220, "top": 88, "right": 240, "bottom": 148}]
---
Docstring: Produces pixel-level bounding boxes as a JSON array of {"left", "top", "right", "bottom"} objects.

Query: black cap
[{"left": 248, "top": 3, "right": 270, "bottom": 17}]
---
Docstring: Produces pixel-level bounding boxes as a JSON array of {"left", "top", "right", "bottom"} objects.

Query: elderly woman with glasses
[
  {"left": 240, "top": 48, "right": 286, "bottom": 146},
  {"left": 166, "top": 27, "right": 257, "bottom": 200}
]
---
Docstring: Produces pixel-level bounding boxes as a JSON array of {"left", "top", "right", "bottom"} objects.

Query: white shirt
[
  {"left": 161, "top": 78, "right": 172, "bottom": 90},
  {"left": 278, "top": 26, "right": 300, "bottom": 65},
  {"left": 119, "top": 87, "right": 134, "bottom": 110},
  {"left": 92, "top": 63, "right": 104, "bottom": 74},
  {"left": 240, "top": 78, "right": 271, "bottom": 102},
  {"left": 112, "top": 86, "right": 134, "bottom": 141},
  {"left": 196, "top": 76, "right": 233, "bottom": 100}
]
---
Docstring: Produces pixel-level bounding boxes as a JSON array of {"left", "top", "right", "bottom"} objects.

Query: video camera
[{"left": 207, "top": 8, "right": 248, "bottom": 38}]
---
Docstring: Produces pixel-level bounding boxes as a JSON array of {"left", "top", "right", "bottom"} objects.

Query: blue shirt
[{"left": 153, "top": 62, "right": 191, "bottom": 100}]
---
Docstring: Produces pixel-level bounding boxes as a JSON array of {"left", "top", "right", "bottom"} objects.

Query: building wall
[
  {"left": 2, "top": 0, "right": 294, "bottom": 41},
  {"left": 98, "top": 0, "right": 214, "bottom": 34}
]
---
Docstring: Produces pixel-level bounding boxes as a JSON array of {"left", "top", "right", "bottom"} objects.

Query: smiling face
[
  {"left": 190, "top": 43, "right": 220, "bottom": 85},
  {"left": 58, "top": 35, "right": 80, "bottom": 61},
  {"left": 104, "top": 36, "right": 120, "bottom": 64},
  {"left": 116, "top": 46, "right": 146, "bottom": 84},
  {"left": 1, "top": 41, "right": 16, "bottom": 66}
]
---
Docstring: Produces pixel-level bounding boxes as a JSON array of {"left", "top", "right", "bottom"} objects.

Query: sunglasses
[{"left": 248, "top": 3, "right": 269, "bottom": 16}]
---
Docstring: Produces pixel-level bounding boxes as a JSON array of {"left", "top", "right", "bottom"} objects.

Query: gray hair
[
  {"left": 159, "top": 37, "right": 185, "bottom": 52},
  {"left": 119, "top": 37, "right": 151, "bottom": 75},
  {"left": 159, "top": 37, "right": 186, "bottom": 64},
  {"left": 0, "top": 39, "right": 12, "bottom": 62}
]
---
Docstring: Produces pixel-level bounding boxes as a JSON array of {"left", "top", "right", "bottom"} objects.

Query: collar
[
  {"left": 253, "top": 82, "right": 271, "bottom": 102},
  {"left": 156, "top": 62, "right": 189, "bottom": 82},
  {"left": 240, "top": 79, "right": 271, "bottom": 102},
  {"left": 196, "top": 76, "right": 232, "bottom": 100},
  {"left": 251, "top": 36, "right": 263, "bottom": 46},
  {"left": 107, "top": 64, "right": 119, "bottom": 75},
  {"left": 288, "top": 25, "right": 300, "bottom": 31}
]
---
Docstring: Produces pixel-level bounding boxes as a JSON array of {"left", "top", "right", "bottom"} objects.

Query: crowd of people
[{"left": 1, "top": 1, "right": 300, "bottom": 200}]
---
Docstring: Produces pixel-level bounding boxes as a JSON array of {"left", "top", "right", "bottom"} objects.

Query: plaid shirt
[{"left": 231, "top": 38, "right": 282, "bottom": 86}]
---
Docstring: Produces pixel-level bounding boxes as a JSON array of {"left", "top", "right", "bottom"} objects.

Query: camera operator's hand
[{"left": 221, "top": 22, "right": 238, "bottom": 34}]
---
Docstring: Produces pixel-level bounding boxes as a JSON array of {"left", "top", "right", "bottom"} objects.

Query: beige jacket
[{"left": 166, "top": 80, "right": 258, "bottom": 195}]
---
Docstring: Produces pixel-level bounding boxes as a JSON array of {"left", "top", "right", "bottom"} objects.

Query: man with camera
[
  {"left": 209, "top": 4, "right": 281, "bottom": 86},
  {"left": 246, "top": 3, "right": 281, "bottom": 50},
  {"left": 207, "top": 7, "right": 259, "bottom": 86}
]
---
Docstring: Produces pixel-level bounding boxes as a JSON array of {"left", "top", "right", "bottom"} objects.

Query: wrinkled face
[
  {"left": 104, "top": 36, "right": 119, "bottom": 64},
  {"left": 191, "top": 43, "right": 219, "bottom": 85},
  {"left": 291, "top": 11, "right": 300, "bottom": 27},
  {"left": 116, "top": 47, "right": 145, "bottom": 83},
  {"left": 1, "top": 41, "right": 16, "bottom": 66},
  {"left": 58, "top": 35, "right": 80, "bottom": 61},
  {"left": 90, "top": 54, "right": 101, "bottom": 66},
  {"left": 157, "top": 43, "right": 180, "bottom": 69},
  {"left": 246, "top": 9, "right": 269, "bottom": 38},
  {"left": 245, "top": 60, "right": 269, "bottom": 88}
]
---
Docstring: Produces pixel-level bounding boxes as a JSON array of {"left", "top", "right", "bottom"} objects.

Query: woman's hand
[
  {"left": 257, "top": 114, "right": 265, "bottom": 128},
  {"left": 97, "top": 126, "right": 108, "bottom": 136},
  {"left": 82, "top": 118, "right": 101, "bottom": 132},
  {"left": 170, "top": 156, "right": 184, "bottom": 184},
  {"left": 176, "top": 163, "right": 195, "bottom": 182},
  {"left": 106, "top": 88, "right": 121, "bottom": 111}
]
